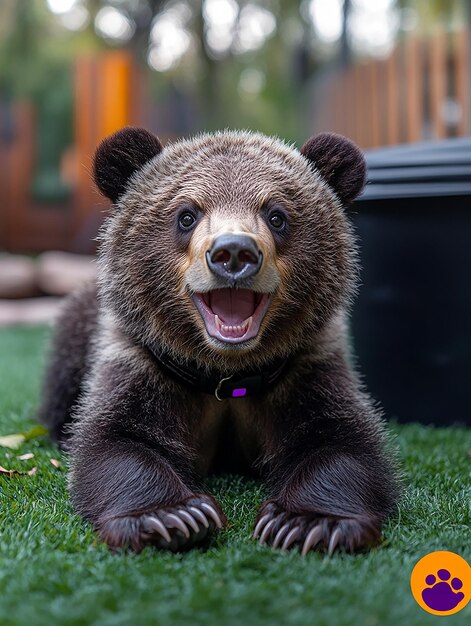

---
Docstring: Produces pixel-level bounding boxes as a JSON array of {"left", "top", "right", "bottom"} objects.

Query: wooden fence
[
  {"left": 312, "top": 30, "right": 470, "bottom": 149},
  {"left": 1, "top": 32, "right": 471, "bottom": 252},
  {"left": 0, "top": 51, "right": 145, "bottom": 253}
]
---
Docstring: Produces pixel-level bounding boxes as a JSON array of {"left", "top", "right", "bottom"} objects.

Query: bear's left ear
[
  {"left": 300, "top": 132, "right": 366, "bottom": 205},
  {"left": 93, "top": 127, "right": 163, "bottom": 203}
]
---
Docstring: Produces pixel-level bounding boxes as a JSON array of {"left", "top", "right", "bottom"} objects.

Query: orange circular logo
[{"left": 410, "top": 551, "right": 471, "bottom": 615}]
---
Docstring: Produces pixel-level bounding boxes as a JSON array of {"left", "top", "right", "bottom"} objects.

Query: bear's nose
[{"left": 206, "top": 234, "right": 262, "bottom": 282}]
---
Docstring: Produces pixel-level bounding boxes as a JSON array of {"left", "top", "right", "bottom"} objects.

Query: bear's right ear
[
  {"left": 93, "top": 127, "right": 163, "bottom": 203},
  {"left": 300, "top": 132, "right": 366, "bottom": 205}
]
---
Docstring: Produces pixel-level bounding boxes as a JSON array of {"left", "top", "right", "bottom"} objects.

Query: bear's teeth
[{"left": 215, "top": 315, "right": 253, "bottom": 337}]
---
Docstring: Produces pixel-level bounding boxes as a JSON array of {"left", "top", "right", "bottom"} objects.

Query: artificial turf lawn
[{"left": 0, "top": 325, "right": 469, "bottom": 626}]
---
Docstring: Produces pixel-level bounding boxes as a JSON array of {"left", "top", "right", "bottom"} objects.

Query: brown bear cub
[{"left": 38, "top": 127, "right": 399, "bottom": 554}]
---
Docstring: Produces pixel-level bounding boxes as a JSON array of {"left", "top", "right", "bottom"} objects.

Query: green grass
[{"left": 0, "top": 325, "right": 470, "bottom": 626}]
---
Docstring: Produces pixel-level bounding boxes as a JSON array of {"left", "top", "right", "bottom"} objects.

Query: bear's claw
[
  {"left": 281, "top": 526, "right": 301, "bottom": 551},
  {"left": 177, "top": 509, "right": 200, "bottom": 533},
  {"left": 253, "top": 513, "right": 271, "bottom": 539},
  {"left": 253, "top": 501, "right": 381, "bottom": 555},
  {"left": 200, "top": 502, "right": 225, "bottom": 528},
  {"left": 189, "top": 506, "right": 210, "bottom": 528},
  {"left": 141, "top": 514, "right": 172, "bottom": 543},
  {"left": 272, "top": 523, "right": 291, "bottom": 548},
  {"left": 99, "top": 494, "right": 226, "bottom": 552},
  {"left": 163, "top": 512, "right": 191, "bottom": 538},
  {"left": 301, "top": 525, "right": 323, "bottom": 555},
  {"left": 327, "top": 527, "right": 342, "bottom": 556}
]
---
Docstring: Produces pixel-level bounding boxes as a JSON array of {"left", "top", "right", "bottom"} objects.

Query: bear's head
[{"left": 94, "top": 128, "right": 365, "bottom": 371}]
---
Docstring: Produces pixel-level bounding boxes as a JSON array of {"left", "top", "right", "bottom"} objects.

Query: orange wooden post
[
  {"left": 454, "top": 29, "right": 469, "bottom": 136},
  {"left": 346, "top": 66, "right": 358, "bottom": 142},
  {"left": 74, "top": 51, "right": 142, "bottom": 246},
  {"left": 405, "top": 37, "right": 423, "bottom": 143},
  {"left": 345, "top": 67, "right": 357, "bottom": 141},
  {"left": 0, "top": 110, "right": 9, "bottom": 248},
  {"left": 368, "top": 60, "right": 382, "bottom": 148},
  {"left": 352, "top": 62, "right": 364, "bottom": 146},
  {"left": 374, "top": 59, "right": 385, "bottom": 146},
  {"left": 98, "top": 51, "right": 133, "bottom": 140},
  {"left": 429, "top": 31, "right": 448, "bottom": 139},
  {"left": 385, "top": 47, "right": 401, "bottom": 146},
  {"left": 6, "top": 103, "right": 35, "bottom": 249},
  {"left": 357, "top": 63, "right": 374, "bottom": 149}
]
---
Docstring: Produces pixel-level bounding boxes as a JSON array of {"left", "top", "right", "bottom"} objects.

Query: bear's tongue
[{"left": 209, "top": 288, "right": 256, "bottom": 325}]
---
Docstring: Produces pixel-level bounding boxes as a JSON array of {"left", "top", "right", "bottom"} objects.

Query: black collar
[{"left": 148, "top": 346, "right": 288, "bottom": 400}]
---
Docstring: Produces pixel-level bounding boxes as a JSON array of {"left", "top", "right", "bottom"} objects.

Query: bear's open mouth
[{"left": 192, "top": 289, "right": 271, "bottom": 344}]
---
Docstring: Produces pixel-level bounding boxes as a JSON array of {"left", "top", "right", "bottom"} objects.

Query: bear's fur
[{"left": 37, "top": 127, "right": 399, "bottom": 554}]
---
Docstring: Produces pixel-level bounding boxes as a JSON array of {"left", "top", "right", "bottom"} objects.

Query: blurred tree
[
  {"left": 397, "top": 0, "right": 465, "bottom": 30},
  {"left": 0, "top": 0, "right": 74, "bottom": 202},
  {"left": 2, "top": 0, "right": 469, "bottom": 149},
  {"left": 32, "top": 0, "right": 319, "bottom": 140}
]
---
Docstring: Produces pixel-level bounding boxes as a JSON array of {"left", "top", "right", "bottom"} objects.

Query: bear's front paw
[
  {"left": 98, "top": 494, "right": 226, "bottom": 552},
  {"left": 253, "top": 501, "right": 381, "bottom": 555}
]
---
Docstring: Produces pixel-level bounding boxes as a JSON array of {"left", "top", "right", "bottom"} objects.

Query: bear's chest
[{"left": 193, "top": 395, "right": 266, "bottom": 477}]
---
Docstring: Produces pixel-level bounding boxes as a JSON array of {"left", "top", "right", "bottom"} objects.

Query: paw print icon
[
  {"left": 411, "top": 551, "right": 471, "bottom": 616},
  {"left": 422, "top": 569, "right": 464, "bottom": 611}
]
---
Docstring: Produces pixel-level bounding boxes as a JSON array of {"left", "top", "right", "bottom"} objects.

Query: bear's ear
[
  {"left": 93, "top": 127, "right": 163, "bottom": 203},
  {"left": 300, "top": 132, "right": 366, "bottom": 205}
]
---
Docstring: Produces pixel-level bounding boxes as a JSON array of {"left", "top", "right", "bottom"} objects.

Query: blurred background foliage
[
  {"left": 1, "top": 0, "right": 470, "bottom": 253},
  {"left": 0, "top": 0, "right": 468, "bottom": 143}
]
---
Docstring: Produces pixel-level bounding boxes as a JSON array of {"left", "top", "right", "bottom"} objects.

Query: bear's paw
[
  {"left": 253, "top": 501, "right": 381, "bottom": 555},
  {"left": 98, "top": 494, "right": 226, "bottom": 552}
]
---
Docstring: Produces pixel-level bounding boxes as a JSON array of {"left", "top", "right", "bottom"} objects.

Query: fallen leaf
[
  {"left": 17, "top": 452, "right": 34, "bottom": 461},
  {"left": 0, "top": 434, "right": 24, "bottom": 449},
  {"left": 0, "top": 425, "right": 48, "bottom": 449},
  {"left": 49, "top": 458, "right": 61, "bottom": 469},
  {"left": 0, "top": 465, "right": 37, "bottom": 477}
]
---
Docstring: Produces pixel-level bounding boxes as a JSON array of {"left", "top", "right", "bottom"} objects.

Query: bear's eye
[
  {"left": 178, "top": 211, "right": 197, "bottom": 230},
  {"left": 268, "top": 212, "right": 285, "bottom": 230}
]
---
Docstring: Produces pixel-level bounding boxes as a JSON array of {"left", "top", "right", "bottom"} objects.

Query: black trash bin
[{"left": 349, "top": 137, "right": 471, "bottom": 426}]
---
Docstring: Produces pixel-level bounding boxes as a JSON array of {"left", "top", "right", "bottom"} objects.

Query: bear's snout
[{"left": 206, "top": 234, "right": 262, "bottom": 283}]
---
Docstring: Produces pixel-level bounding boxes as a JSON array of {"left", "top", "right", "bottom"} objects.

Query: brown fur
[{"left": 38, "top": 128, "right": 400, "bottom": 554}]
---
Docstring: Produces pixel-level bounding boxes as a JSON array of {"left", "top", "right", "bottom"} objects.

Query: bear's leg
[
  {"left": 68, "top": 359, "right": 226, "bottom": 552},
  {"left": 37, "top": 284, "right": 98, "bottom": 447},
  {"left": 254, "top": 354, "right": 399, "bottom": 555}
]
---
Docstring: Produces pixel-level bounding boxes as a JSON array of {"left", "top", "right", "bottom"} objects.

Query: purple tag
[{"left": 232, "top": 387, "right": 247, "bottom": 398}]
